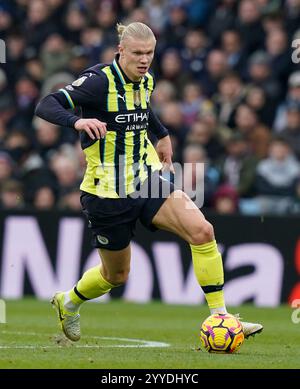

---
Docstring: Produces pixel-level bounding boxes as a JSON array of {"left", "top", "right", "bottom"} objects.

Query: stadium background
[
  {"left": 0, "top": 0, "right": 300, "bottom": 371},
  {"left": 0, "top": 1, "right": 300, "bottom": 304}
]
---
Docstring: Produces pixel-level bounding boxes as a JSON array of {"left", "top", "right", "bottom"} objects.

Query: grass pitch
[{"left": 0, "top": 299, "right": 299, "bottom": 369}]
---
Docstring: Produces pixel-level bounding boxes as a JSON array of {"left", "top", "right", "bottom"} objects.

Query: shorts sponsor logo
[{"left": 97, "top": 235, "right": 109, "bottom": 245}]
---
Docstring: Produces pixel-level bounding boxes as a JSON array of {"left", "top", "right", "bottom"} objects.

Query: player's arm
[
  {"left": 149, "top": 107, "right": 174, "bottom": 172},
  {"left": 35, "top": 73, "right": 107, "bottom": 140},
  {"left": 148, "top": 107, "right": 169, "bottom": 139}
]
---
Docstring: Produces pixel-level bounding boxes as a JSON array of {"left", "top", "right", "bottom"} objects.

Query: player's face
[{"left": 119, "top": 37, "right": 156, "bottom": 81}]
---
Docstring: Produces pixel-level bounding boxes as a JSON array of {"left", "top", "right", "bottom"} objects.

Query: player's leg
[
  {"left": 68, "top": 245, "right": 131, "bottom": 308},
  {"left": 51, "top": 192, "right": 136, "bottom": 341},
  {"left": 152, "top": 190, "right": 226, "bottom": 314},
  {"left": 51, "top": 245, "right": 131, "bottom": 341},
  {"left": 151, "top": 190, "right": 263, "bottom": 337}
]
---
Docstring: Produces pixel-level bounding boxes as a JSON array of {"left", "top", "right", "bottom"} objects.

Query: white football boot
[{"left": 235, "top": 314, "right": 263, "bottom": 338}]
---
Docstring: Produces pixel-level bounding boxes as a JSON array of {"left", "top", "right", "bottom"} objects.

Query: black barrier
[{"left": 0, "top": 210, "right": 299, "bottom": 305}]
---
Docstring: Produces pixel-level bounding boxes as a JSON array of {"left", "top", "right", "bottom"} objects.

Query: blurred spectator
[
  {"left": 261, "top": 12, "right": 284, "bottom": 34},
  {"left": 281, "top": 100, "right": 300, "bottom": 159},
  {"left": 59, "top": 187, "right": 82, "bottom": 211},
  {"left": 247, "top": 50, "right": 282, "bottom": 102},
  {"left": 254, "top": 0, "right": 281, "bottom": 15},
  {"left": 274, "top": 71, "right": 300, "bottom": 132},
  {"left": 125, "top": 7, "right": 149, "bottom": 24},
  {"left": 64, "top": 3, "right": 88, "bottom": 45},
  {"left": 14, "top": 77, "right": 39, "bottom": 127},
  {"left": 24, "top": 57, "right": 44, "bottom": 83},
  {"left": 181, "top": 143, "right": 220, "bottom": 206},
  {"left": 200, "top": 50, "right": 229, "bottom": 97},
  {"left": 235, "top": 104, "right": 271, "bottom": 159},
  {"left": 285, "top": 0, "right": 300, "bottom": 37},
  {"left": 216, "top": 132, "right": 258, "bottom": 197},
  {"left": 186, "top": 0, "right": 215, "bottom": 28},
  {"left": 264, "top": 28, "right": 292, "bottom": 86},
  {"left": 181, "top": 82, "right": 207, "bottom": 126},
  {"left": 236, "top": 0, "right": 265, "bottom": 54},
  {"left": 34, "top": 117, "right": 61, "bottom": 161},
  {"left": 159, "top": 49, "right": 192, "bottom": 96},
  {"left": 95, "top": 1, "right": 118, "bottom": 46},
  {"left": 6, "top": 32, "right": 26, "bottom": 83},
  {"left": 0, "top": 3, "right": 14, "bottom": 39},
  {"left": 213, "top": 71, "right": 245, "bottom": 128},
  {"left": 68, "top": 45, "right": 90, "bottom": 76},
  {"left": 186, "top": 119, "right": 225, "bottom": 161},
  {"left": 199, "top": 104, "right": 233, "bottom": 144},
  {"left": 0, "top": 151, "right": 14, "bottom": 183},
  {"left": 99, "top": 46, "right": 117, "bottom": 64},
  {"left": 161, "top": 3, "right": 188, "bottom": 48},
  {"left": 40, "top": 72, "right": 75, "bottom": 98},
  {"left": 4, "top": 130, "right": 32, "bottom": 166},
  {"left": 120, "top": 0, "right": 140, "bottom": 21},
  {"left": 159, "top": 101, "right": 189, "bottom": 155},
  {"left": 180, "top": 29, "right": 208, "bottom": 79},
  {"left": 142, "top": 0, "right": 167, "bottom": 35},
  {"left": 41, "top": 34, "right": 71, "bottom": 78},
  {"left": 25, "top": 0, "right": 57, "bottom": 51},
  {"left": 255, "top": 137, "right": 300, "bottom": 197},
  {"left": 245, "top": 85, "right": 275, "bottom": 127},
  {"left": 221, "top": 29, "right": 248, "bottom": 75},
  {"left": 49, "top": 146, "right": 81, "bottom": 196},
  {"left": 207, "top": 0, "right": 237, "bottom": 45},
  {"left": 245, "top": 137, "right": 300, "bottom": 214},
  {"left": 0, "top": 179, "right": 24, "bottom": 209},
  {"left": 80, "top": 26, "right": 104, "bottom": 64},
  {"left": 212, "top": 184, "right": 239, "bottom": 214},
  {"left": 151, "top": 80, "right": 176, "bottom": 114},
  {"left": 0, "top": 69, "right": 14, "bottom": 137},
  {"left": 33, "top": 185, "right": 57, "bottom": 209}
]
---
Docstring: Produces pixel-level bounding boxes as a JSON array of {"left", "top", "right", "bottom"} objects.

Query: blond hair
[{"left": 117, "top": 22, "right": 156, "bottom": 43}]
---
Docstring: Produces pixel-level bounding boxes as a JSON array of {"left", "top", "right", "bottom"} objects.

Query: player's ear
[{"left": 118, "top": 44, "right": 124, "bottom": 57}]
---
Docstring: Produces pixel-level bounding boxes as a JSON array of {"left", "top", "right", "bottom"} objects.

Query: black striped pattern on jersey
[{"left": 95, "top": 61, "right": 156, "bottom": 197}]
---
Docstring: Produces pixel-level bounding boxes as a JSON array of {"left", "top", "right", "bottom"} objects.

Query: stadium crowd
[{"left": 0, "top": 0, "right": 300, "bottom": 215}]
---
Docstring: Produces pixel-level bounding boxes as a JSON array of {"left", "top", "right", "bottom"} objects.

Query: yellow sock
[
  {"left": 190, "top": 240, "right": 225, "bottom": 310},
  {"left": 69, "top": 266, "right": 115, "bottom": 304}
]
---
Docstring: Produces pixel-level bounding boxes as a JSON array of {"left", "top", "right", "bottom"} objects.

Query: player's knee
[
  {"left": 189, "top": 221, "right": 214, "bottom": 245},
  {"left": 106, "top": 270, "right": 129, "bottom": 286}
]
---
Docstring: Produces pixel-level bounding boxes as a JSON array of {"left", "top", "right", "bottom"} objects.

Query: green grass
[{"left": 0, "top": 299, "right": 299, "bottom": 369}]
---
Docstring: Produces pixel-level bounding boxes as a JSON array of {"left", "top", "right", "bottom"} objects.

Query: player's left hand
[{"left": 155, "top": 135, "right": 174, "bottom": 173}]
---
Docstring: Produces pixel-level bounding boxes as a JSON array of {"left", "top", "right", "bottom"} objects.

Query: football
[{"left": 200, "top": 313, "right": 244, "bottom": 353}]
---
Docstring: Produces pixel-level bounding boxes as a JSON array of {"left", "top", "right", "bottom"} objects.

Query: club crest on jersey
[
  {"left": 72, "top": 76, "right": 87, "bottom": 87},
  {"left": 134, "top": 90, "right": 141, "bottom": 106}
]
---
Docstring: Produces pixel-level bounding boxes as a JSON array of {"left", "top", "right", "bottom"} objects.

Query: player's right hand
[{"left": 74, "top": 118, "right": 107, "bottom": 140}]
